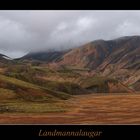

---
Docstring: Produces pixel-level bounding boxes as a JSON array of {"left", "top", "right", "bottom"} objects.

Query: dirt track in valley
[{"left": 0, "top": 93, "right": 140, "bottom": 124}]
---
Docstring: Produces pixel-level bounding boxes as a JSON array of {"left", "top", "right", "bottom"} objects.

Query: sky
[{"left": 0, "top": 10, "right": 140, "bottom": 58}]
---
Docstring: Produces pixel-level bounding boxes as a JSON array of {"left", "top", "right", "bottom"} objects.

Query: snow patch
[{"left": 2, "top": 56, "right": 13, "bottom": 60}]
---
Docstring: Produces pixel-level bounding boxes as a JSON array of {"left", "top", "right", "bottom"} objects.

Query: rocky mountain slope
[{"left": 20, "top": 35, "right": 140, "bottom": 91}]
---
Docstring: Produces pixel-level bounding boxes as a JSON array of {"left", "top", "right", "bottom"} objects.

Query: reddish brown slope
[{"left": 57, "top": 40, "right": 114, "bottom": 69}]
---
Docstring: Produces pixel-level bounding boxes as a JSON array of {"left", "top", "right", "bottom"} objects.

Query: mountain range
[
  {"left": 21, "top": 36, "right": 140, "bottom": 70},
  {"left": 17, "top": 36, "right": 140, "bottom": 91},
  {"left": 0, "top": 35, "right": 139, "bottom": 104}
]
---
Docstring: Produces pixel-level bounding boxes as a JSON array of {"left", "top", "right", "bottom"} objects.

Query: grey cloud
[{"left": 0, "top": 10, "right": 140, "bottom": 58}]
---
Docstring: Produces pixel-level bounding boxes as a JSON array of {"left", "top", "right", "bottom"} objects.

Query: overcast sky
[{"left": 0, "top": 10, "right": 140, "bottom": 58}]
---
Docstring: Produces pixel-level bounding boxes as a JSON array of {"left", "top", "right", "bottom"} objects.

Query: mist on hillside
[{"left": 0, "top": 10, "right": 140, "bottom": 58}]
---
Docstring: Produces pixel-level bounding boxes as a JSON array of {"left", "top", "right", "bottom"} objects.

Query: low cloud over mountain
[{"left": 1, "top": 11, "right": 140, "bottom": 58}]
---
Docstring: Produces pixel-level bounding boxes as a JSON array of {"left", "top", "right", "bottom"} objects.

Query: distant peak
[{"left": 112, "top": 35, "right": 140, "bottom": 41}]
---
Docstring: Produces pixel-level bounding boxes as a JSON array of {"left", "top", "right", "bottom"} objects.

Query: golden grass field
[{"left": 0, "top": 93, "right": 140, "bottom": 124}]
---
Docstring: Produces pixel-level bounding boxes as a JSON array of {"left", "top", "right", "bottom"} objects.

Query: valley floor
[{"left": 0, "top": 93, "right": 140, "bottom": 124}]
